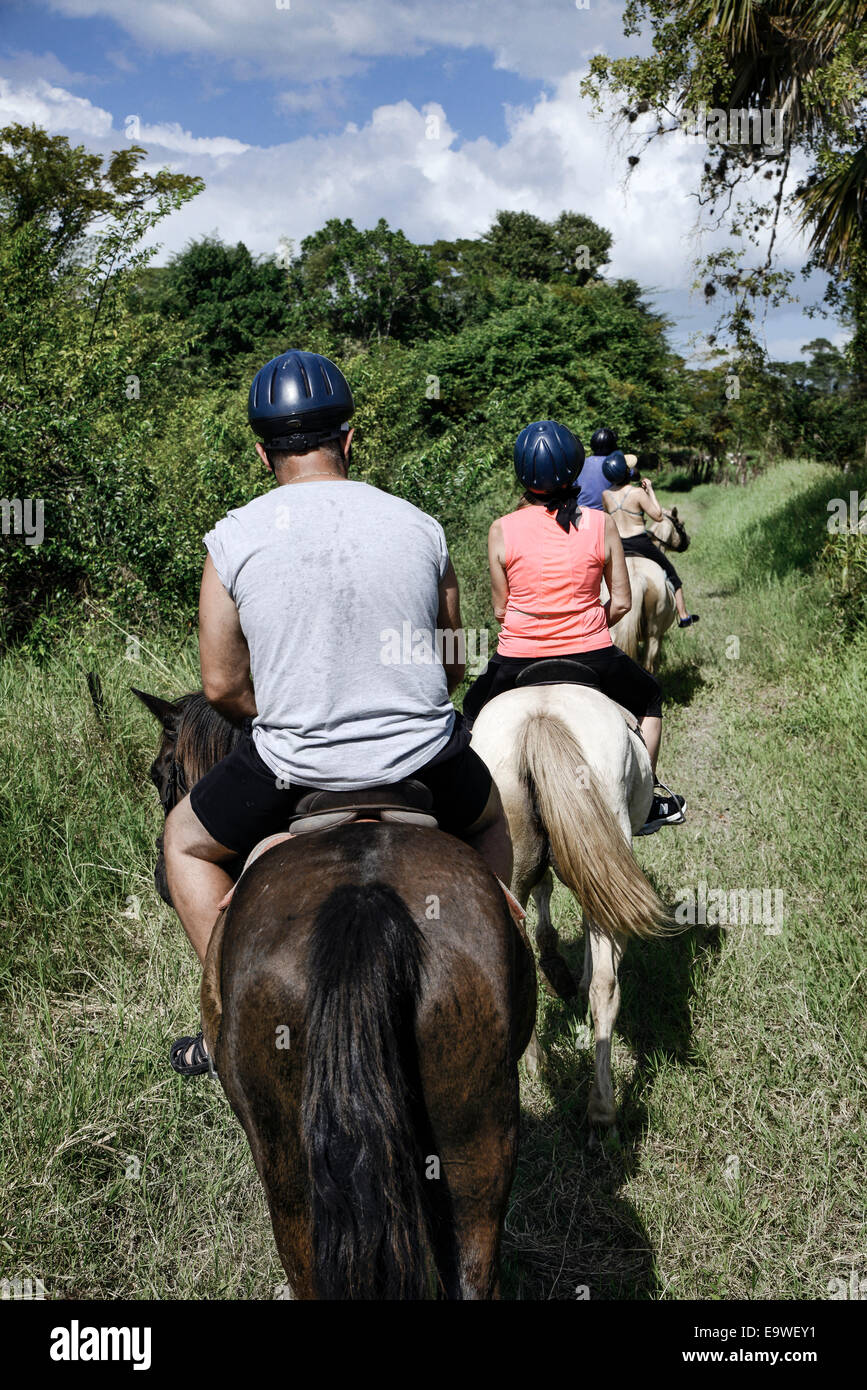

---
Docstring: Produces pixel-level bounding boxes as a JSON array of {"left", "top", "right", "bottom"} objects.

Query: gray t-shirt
[{"left": 203, "top": 479, "right": 455, "bottom": 789}]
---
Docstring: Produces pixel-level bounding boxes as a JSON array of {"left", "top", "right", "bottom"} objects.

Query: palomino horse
[
  {"left": 610, "top": 508, "right": 691, "bottom": 673},
  {"left": 470, "top": 679, "right": 669, "bottom": 1129},
  {"left": 134, "top": 689, "right": 536, "bottom": 1300}
]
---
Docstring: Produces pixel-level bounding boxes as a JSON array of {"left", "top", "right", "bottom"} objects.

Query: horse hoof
[
  {"left": 587, "top": 1123, "right": 619, "bottom": 1153},
  {"left": 539, "top": 954, "right": 577, "bottom": 1000}
]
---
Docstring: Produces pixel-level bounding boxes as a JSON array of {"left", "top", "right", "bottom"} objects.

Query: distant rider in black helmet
[
  {"left": 602, "top": 451, "right": 699, "bottom": 628},
  {"left": 574, "top": 425, "right": 620, "bottom": 509}
]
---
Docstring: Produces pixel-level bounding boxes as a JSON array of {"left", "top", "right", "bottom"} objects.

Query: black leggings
[
  {"left": 620, "top": 532, "right": 682, "bottom": 591},
  {"left": 462, "top": 645, "right": 663, "bottom": 724}
]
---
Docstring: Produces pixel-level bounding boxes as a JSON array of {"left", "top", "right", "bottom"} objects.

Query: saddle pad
[{"left": 216, "top": 831, "right": 296, "bottom": 911}]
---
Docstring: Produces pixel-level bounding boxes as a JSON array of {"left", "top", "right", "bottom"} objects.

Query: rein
[
  {"left": 159, "top": 698, "right": 250, "bottom": 815},
  {"left": 654, "top": 513, "right": 688, "bottom": 551},
  {"left": 165, "top": 754, "right": 188, "bottom": 812}
]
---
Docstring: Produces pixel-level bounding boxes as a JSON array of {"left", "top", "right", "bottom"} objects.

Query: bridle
[
  {"left": 655, "top": 510, "right": 688, "bottom": 551},
  {"left": 152, "top": 746, "right": 188, "bottom": 817},
  {"left": 165, "top": 755, "right": 188, "bottom": 812}
]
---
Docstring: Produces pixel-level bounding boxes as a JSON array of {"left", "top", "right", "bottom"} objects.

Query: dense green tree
[
  {"left": 150, "top": 237, "right": 291, "bottom": 373},
  {"left": 0, "top": 128, "right": 203, "bottom": 640},
  {"left": 285, "top": 217, "right": 437, "bottom": 345},
  {"left": 480, "top": 209, "right": 612, "bottom": 287},
  {"left": 0, "top": 123, "right": 201, "bottom": 267}
]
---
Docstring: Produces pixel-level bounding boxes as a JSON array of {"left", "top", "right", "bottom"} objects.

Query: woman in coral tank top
[{"left": 463, "top": 420, "right": 685, "bottom": 834}]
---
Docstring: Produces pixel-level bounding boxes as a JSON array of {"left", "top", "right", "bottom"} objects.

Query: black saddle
[
  {"left": 514, "top": 658, "right": 599, "bottom": 690},
  {"left": 288, "top": 778, "right": 438, "bottom": 836}
]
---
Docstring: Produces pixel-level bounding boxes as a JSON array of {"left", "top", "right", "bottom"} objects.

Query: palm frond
[{"left": 795, "top": 145, "right": 867, "bottom": 273}]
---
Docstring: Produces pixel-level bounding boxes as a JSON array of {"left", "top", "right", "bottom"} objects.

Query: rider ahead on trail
[
  {"left": 164, "top": 349, "right": 511, "bottom": 1075},
  {"left": 601, "top": 451, "right": 699, "bottom": 628},
  {"left": 461, "top": 420, "right": 686, "bottom": 836},
  {"left": 574, "top": 425, "right": 619, "bottom": 509}
]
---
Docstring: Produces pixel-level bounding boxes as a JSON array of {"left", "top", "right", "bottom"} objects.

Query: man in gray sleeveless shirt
[{"left": 164, "top": 352, "right": 511, "bottom": 1073}]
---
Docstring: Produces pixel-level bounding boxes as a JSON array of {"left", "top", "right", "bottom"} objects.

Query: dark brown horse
[{"left": 134, "top": 689, "right": 536, "bottom": 1299}]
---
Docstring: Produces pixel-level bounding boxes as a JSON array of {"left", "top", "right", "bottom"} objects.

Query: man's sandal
[{"left": 169, "top": 1029, "right": 214, "bottom": 1077}]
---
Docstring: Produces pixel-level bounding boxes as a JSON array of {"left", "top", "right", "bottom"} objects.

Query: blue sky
[{"left": 0, "top": 0, "right": 843, "bottom": 362}]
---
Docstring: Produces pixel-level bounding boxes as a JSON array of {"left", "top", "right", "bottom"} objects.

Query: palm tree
[
  {"left": 689, "top": 0, "right": 866, "bottom": 140},
  {"left": 685, "top": 2, "right": 867, "bottom": 275},
  {"left": 795, "top": 143, "right": 867, "bottom": 275}
]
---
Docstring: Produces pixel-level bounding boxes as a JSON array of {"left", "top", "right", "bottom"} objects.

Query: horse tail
[
  {"left": 302, "top": 881, "right": 434, "bottom": 1300},
  {"left": 612, "top": 565, "right": 645, "bottom": 662},
  {"left": 518, "top": 715, "right": 669, "bottom": 939}
]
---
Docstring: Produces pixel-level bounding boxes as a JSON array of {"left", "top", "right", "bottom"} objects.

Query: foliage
[
  {"left": 2, "top": 124, "right": 866, "bottom": 643},
  {"left": 282, "top": 217, "right": 438, "bottom": 345},
  {"left": 582, "top": 1, "right": 867, "bottom": 378},
  {"left": 0, "top": 125, "right": 203, "bottom": 642},
  {"left": 145, "top": 238, "right": 292, "bottom": 376}
]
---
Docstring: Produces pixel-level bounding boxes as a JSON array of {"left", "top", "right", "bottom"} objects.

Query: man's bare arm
[
  {"left": 198, "top": 555, "right": 257, "bottom": 721},
  {"left": 436, "top": 557, "right": 466, "bottom": 694}
]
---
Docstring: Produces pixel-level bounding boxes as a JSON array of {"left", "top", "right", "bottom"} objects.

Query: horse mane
[{"left": 174, "top": 692, "right": 246, "bottom": 785}]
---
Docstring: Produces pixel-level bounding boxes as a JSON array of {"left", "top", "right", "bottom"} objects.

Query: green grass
[{"left": 1, "top": 458, "right": 865, "bottom": 1299}]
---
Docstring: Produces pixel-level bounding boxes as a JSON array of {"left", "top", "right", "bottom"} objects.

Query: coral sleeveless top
[{"left": 497, "top": 504, "right": 612, "bottom": 657}]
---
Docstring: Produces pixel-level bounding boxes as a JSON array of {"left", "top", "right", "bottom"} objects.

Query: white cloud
[
  {"left": 0, "top": 65, "right": 824, "bottom": 357},
  {"left": 0, "top": 76, "right": 113, "bottom": 137},
  {"left": 106, "top": 49, "right": 137, "bottom": 73},
  {"left": 122, "top": 118, "right": 249, "bottom": 158},
  {"left": 41, "top": 0, "right": 635, "bottom": 82}
]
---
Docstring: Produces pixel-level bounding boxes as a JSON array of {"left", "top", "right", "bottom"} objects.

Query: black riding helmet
[
  {"left": 591, "top": 426, "right": 617, "bottom": 456},
  {"left": 602, "top": 450, "right": 629, "bottom": 486},
  {"left": 514, "top": 420, "right": 585, "bottom": 494},
  {"left": 248, "top": 350, "right": 354, "bottom": 453}
]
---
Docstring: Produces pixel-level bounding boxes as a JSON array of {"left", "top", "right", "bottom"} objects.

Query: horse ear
[
  {"left": 131, "top": 688, "right": 181, "bottom": 732},
  {"left": 670, "top": 506, "right": 679, "bottom": 520}
]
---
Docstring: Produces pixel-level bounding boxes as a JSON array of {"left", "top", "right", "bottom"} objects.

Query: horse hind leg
[
  {"left": 532, "top": 869, "right": 577, "bottom": 1000},
  {"left": 644, "top": 588, "right": 661, "bottom": 673},
  {"left": 585, "top": 920, "right": 625, "bottom": 1131}
]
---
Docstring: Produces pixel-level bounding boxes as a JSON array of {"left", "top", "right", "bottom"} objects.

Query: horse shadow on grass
[
  {"left": 655, "top": 656, "right": 707, "bottom": 707},
  {"left": 502, "top": 921, "right": 722, "bottom": 1300}
]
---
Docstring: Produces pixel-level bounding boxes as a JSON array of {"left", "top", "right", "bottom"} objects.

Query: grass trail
[
  {"left": 508, "top": 459, "right": 867, "bottom": 1298},
  {"left": 1, "top": 459, "right": 864, "bottom": 1299}
]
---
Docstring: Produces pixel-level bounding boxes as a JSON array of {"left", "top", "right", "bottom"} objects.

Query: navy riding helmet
[
  {"left": 602, "top": 450, "right": 630, "bottom": 486},
  {"left": 248, "top": 350, "right": 354, "bottom": 453},
  {"left": 514, "top": 420, "right": 585, "bottom": 494},
  {"left": 590, "top": 426, "right": 618, "bottom": 456}
]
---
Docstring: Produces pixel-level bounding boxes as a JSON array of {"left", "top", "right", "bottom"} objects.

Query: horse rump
[
  {"left": 611, "top": 563, "right": 646, "bottom": 662},
  {"left": 302, "top": 881, "right": 435, "bottom": 1300}
]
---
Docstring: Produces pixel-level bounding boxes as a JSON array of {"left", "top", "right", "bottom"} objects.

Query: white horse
[
  {"left": 610, "top": 556, "right": 675, "bottom": 674},
  {"left": 610, "top": 509, "right": 690, "bottom": 673},
  {"left": 471, "top": 683, "right": 669, "bottom": 1129}
]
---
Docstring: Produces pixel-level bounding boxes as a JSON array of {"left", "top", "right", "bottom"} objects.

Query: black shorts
[
  {"left": 189, "top": 713, "right": 493, "bottom": 857},
  {"left": 462, "top": 644, "right": 663, "bottom": 723}
]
